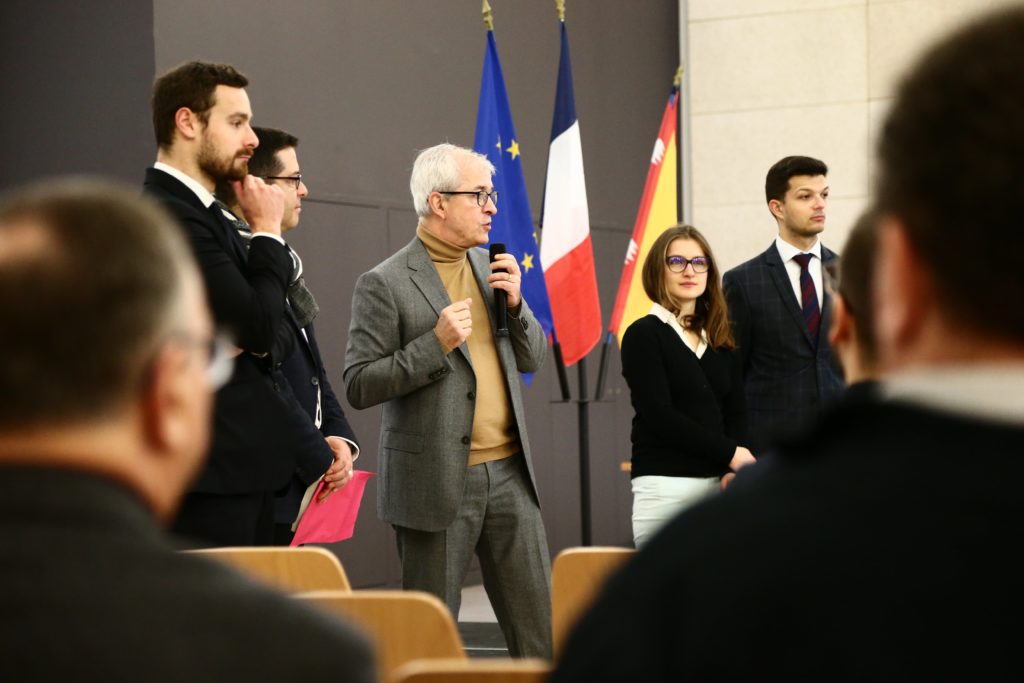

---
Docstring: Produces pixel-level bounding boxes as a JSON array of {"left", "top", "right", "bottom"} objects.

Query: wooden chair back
[
  {"left": 389, "top": 658, "right": 550, "bottom": 683},
  {"left": 187, "top": 546, "right": 351, "bottom": 593},
  {"left": 297, "top": 590, "right": 465, "bottom": 680},
  {"left": 550, "top": 546, "right": 635, "bottom": 658}
]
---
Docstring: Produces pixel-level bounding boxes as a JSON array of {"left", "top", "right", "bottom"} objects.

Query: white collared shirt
[
  {"left": 884, "top": 365, "right": 1024, "bottom": 426},
  {"left": 775, "top": 235, "right": 823, "bottom": 309},
  {"left": 650, "top": 303, "right": 707, "bottom": 359},
  {"left": 151, "top": 162, "right": 285, "bottom": 245},
  {"left": 154, "top": 161, "right": 216, "bottom": 208}
]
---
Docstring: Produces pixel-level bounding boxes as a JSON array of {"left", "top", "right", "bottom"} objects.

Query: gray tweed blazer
[{"left": 344, "top": 236, "right": 546, "bottom": 531}]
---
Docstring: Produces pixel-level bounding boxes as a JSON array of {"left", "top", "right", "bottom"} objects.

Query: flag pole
[
  {"left": 482, "top": 0, "right": 493, "bottom": 30},
  {"left": 552, "top": 335, "right": 571, "bottom": 402},
  {"left": 593, "top": 331, "right": 613, "bottom": 401},
  {"left": 548, "top": 0, "right": 572, "bottom": 405},
  {"left": 674, "top": 67, "right": 684, "bottom": 224},
  {"left": 543, "top": 0, "right": 592, "bottom": 544},
  {"left": 576, "top": 357, "right": 592, "bottom": 546}
]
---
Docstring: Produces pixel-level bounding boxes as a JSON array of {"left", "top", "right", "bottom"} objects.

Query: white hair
[{"left": 409, "top": 143, "right": 495, "bottom": 218}]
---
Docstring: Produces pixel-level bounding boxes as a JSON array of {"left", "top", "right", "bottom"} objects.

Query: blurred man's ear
[
  {"left": 873, "top": 217, "right": 931, "bottom": 371},
  {"left": 828, "top": 295, "right": 856, "bottom": 382},
  {"left": 828, "top": 295, "right": 852, "bottom": 351},
  {"left": 140, "top": 343, "right": 191, "bottom": 455}
]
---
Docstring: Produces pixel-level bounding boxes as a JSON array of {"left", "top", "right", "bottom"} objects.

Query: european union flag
[{"left": 473, "top": 30, "right": 554, "bottom": 339}]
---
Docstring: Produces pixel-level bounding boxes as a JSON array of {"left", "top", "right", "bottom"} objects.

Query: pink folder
[{"left": 290, "top": 470, "right": 375, "bottom": 546}]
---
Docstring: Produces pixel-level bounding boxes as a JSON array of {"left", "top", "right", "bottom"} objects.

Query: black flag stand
[
  {"left": 551, "top": 334, "right": 597, "bottom": 547},
  {"left": 576, "top": 357, "right": 592, "bottom": 546}
]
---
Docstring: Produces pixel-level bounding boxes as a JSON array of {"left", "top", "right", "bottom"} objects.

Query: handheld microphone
[{"left": 489, "top": 242, "right": 510, "bottom": 337}]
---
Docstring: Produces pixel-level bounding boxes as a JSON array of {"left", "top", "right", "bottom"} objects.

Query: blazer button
[
  {"left": 311, "top": 377, "right": 319, "bottom": 386},
  {"left": 461, "top": 436, "right": 470, "bottom": 445},
  {"left": 467, "top": 391, "right": 476, "bottom": 400}
]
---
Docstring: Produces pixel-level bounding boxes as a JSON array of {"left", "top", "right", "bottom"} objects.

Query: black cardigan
[{"left": 621, "top": 314, "right": 749, "bottom": 478}]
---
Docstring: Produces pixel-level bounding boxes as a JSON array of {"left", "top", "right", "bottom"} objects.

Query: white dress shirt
[{"left": 775, "top": 235, "right": 823, "bottom": 308}]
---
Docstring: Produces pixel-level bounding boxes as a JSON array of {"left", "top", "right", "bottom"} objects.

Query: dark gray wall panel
[{"left": 0, "top": 1, "right": 155, "bottom": 189}]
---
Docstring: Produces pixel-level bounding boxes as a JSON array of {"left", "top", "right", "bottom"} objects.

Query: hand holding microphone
[{"left": 488, "top": 242, "right": 521, "bottom": 337}]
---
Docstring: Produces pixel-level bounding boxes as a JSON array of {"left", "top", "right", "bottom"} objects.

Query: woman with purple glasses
[{"left": 621, "top": 224, "right": 755, "bottom": 547}]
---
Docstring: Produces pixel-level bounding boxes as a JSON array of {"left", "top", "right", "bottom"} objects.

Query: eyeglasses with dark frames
[
  {"left": 439, "top": 189, "right": 499, "bottom": 207},
  {"left": 261, "top": 174, "right": 303, "bottom": 191},
  {"left": 666, "top": 255, "right": 710, "bottom": 274}
]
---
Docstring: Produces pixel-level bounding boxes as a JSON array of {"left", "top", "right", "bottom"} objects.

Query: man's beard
[{"left": 198, "top": 135, "right": 248, "bottom": 182}]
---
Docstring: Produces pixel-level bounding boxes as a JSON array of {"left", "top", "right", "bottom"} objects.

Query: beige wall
[{"left": 683, "top": 0, "right": 1020, "bottom": 269}]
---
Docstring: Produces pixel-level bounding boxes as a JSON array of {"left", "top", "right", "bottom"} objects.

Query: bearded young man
[{"left": 143, "top": 61, "right": 309, "bottom": 546}]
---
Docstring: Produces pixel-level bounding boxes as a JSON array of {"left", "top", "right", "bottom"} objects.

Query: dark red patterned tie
[{"left": 793, "top": 253, "right": 820, "bottom": 343}]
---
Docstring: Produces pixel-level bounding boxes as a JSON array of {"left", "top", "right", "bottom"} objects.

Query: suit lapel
[
  {"left": 284, "top": 300, "right": 316, "bottom": 365},
  {"left": 405, "top": 238, "right": 472, "bottom": 366},
  {"left": 763, "top": 245, "right": 817, "bottom": 348},
  {"left": 207, "top": 203, "right": 250, "bottom": 265},
  {"left": 144, "top": 168, "right": 249, "bottom": 266}
]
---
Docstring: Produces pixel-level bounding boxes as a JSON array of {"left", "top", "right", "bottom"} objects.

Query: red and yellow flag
[{"left": 608, "top": 75, "right": 680, "bottom": 345}]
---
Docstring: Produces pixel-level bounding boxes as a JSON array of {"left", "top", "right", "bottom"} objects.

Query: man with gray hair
[
  {"left": 345, "top": 143, "right": 552, "bottom": 658},
  {"left": 0, "top": 181, "right": 374, "bottom": 681}
]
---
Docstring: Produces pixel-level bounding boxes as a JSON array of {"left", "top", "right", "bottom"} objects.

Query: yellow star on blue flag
[{"left": 473, "top": 29, "right": 553, "bottom": 340}]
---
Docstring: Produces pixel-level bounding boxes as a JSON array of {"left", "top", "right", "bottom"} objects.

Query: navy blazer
[
  {"left": 723, "top": 242, "right": 844, "bottom": 452},
  {"left": 276, "top": 312, "right": 359, "bottom": 524},
  {"left": 143, "top": 167, "right": 299, "bottom": 494}
]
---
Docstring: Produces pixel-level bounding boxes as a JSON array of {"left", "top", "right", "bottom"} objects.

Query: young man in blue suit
[
  {"left": 219, "top": 126, "right": 359, "bottom": 545},
  {"left": 723, "top": 156, "right": 844, "bottom": 453}
]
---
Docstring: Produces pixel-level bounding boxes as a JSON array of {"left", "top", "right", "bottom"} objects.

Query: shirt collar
[
  {"left": 649, "top": 303, "right": 708, "bottom": 356},
  {"left": 775, "top": 235, "right": 822, "bottom": 263},
  {"left": 883, "top": 364, "right": 1024, "bottom": 426},
  {"left": 153, "top": 162, "right": 216, "bottom": 209}
]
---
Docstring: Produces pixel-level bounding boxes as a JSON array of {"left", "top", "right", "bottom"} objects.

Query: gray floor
[
  {"left": 458, "top": 583, "right": 497, "bottom": 622},
  {"left": 458, "top": 584, "right": 508, "bottom": 658}
]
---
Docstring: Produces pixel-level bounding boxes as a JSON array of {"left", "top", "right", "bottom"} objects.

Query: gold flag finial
[
  {"left": 483, "top": 0, "right": 494, "bottom": 31},
  {"left": 673, "top": 65, "right": 684, "bottom": 86},
  {"left": 555, "top": 0, "right": 566, "bottom": 22}
]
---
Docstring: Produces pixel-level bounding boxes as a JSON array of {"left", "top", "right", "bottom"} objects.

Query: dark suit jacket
[
  {"left": 552, "top": 396, "right": 1024, "bottom": 681},
  {"left": 723, "top": 243, "right": 844, "bottom": 452},
  {"left": 143, "top": 167, "right": 298, "bottom": 494},
  {"left": 0, "top": 467, "right": 375, "bottom": 683},
  {"left": 276, "top": 314, "right": 359, "bottom": 524}
]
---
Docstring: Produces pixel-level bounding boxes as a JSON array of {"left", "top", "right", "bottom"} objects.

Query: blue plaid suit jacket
[{"left": 723, "top": 243, "right": 844, "bottom": 452}]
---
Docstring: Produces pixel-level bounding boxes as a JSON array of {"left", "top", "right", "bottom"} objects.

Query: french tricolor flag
[{"left": 540, "top": 20, "right": 602, "bottom": 367}]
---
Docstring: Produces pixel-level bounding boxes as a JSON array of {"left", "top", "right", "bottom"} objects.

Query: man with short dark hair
[
  {"left": 0, "top": 181, "right": 374, "bottom": 682},
  {"left": 552, "top": 6, "right": 1024, "bottom": 679},
  {"left": 723, "top": 155, "right": 843, "bottom": 452},
  {"left": 219, "top": 126, "right": 359, "bottom": 545},
  {"left": 143, "top": 60, "right": 319, "bottom": 546}
]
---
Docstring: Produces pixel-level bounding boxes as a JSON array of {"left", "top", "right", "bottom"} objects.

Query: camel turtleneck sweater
[{"left": 417, "top": 224, "right": 519, "bottom": 466}]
